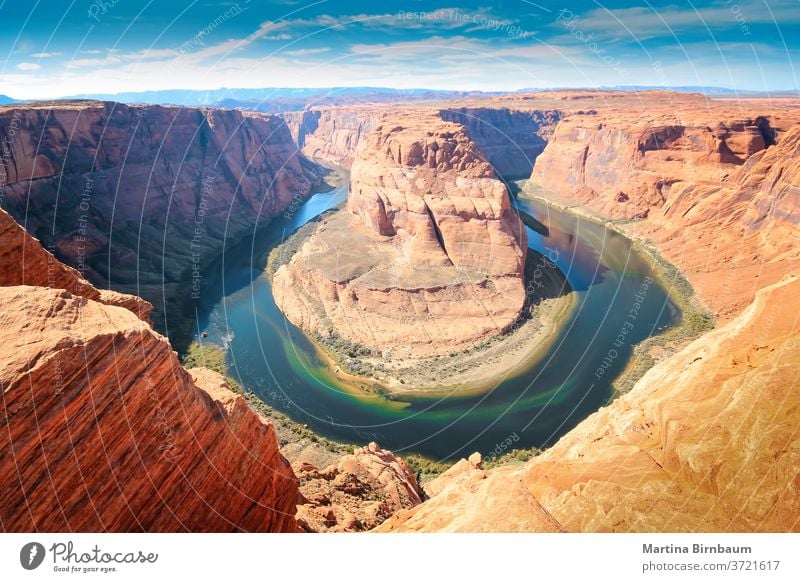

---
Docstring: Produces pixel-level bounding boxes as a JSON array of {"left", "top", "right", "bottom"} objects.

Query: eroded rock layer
[
  {"left": 273, "top": 110, "right": 528, "bottom": 359},
  {"left": 283, "top": 107, "right": 379, "bottom": 166},
  {"left": 0, "top": 286, "right": 299, "bottom": 532},
  {"left": 374, "top": 91, "right": 800, "bottom": 531},
  {"left": 439, "top": 107, "right": 561, "bottom": 178},
  {"left": 0, "top": 208, "right": 299, "bottom": 532},
  {"left": 294, "top": 442, "right": 423, "bottom": 532},
  {"left": 525, "top": 91, "right": 800, "bottom": 319}
]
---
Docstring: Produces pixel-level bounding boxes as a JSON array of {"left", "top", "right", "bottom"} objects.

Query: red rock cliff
[
  {"left": 0, "top": 101, "right": 319, "bottom": 335},
  {"left": 0, "top": 211, "right": 299, "bottom": 532},
  {"left": 380, "top": 273, "right": 800, "bottom": 532},
  {"left": 527, "top": 91, "right": 800, "bottom": 319},
  {"left": 283, "top": 106, "right": 379, "bottom": 166}
]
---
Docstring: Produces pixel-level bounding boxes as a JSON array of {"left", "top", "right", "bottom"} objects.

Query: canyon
[
  {"left": 1, "top": 90, "right": 799, "bottom": 532},
  {"left": 272, "top": 109, "right": 541, "bottom": 390},
  {"left": 375, "top": 92, "right": 800, "bottom": 531},
  {"left": 0, "top": 100, "right": 321, "bottom": 349}
]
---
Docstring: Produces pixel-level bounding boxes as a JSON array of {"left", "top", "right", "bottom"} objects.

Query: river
[{"left": 194, "top": 179, "right": 680, "bottom": 460}]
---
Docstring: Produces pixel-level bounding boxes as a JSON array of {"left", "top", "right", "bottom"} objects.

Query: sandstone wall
[
  {"left": 283, "top": 107, "right": 379, "bottom": 166},
  {"left": 0, "top": 101, "right": 319, "bottom": 337},
  {"left": 440, "top": 107, "right": 561, "bottom": 178},
  {"left": 527, "top": 94, "right": 800, "bottom": 319},
  {"left": 0, "top": 285, "right": 299, "bottom": 532}
]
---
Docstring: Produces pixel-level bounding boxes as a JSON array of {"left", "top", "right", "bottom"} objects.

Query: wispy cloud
[
  {"left": 16, "top": 62, "right": 41, "bottom": 71},
  {"left": 282, "top": 47, "right": 330, "bottom": 56},
  {"left": 552, "top": 0, "right": 800, "bottom": 43},
  {"left": 30, "top": 51, "right": 63, "bottom": 58}
]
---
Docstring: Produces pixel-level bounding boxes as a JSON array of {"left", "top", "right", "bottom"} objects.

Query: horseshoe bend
[
  {"left": 271, "top": 109, "right": 576, "bottom": 393},
  {"left": 1, "top": 88, "right": 799, "bottom": 534}
]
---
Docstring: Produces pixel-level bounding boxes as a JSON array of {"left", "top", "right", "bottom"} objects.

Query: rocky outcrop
[
  {"left": 0, "top": 285, "right": 299, "bottom": 532},
  {"left": 273, "top": 110, "right": 528, "bottom": 361},
  {"left": 527, "top": 91, "right": 800, "bottom": 319},
  {"left": 440, "top": 107, "right": 561, "bottom": 178},
  {"left": 380, "top": 274, "right": 800, "bottom": 532},
  {"left": 283, "top": 107, "right": 379, "bottom": 166},
  {"left": 0, "top": 101, "right": 319, "bottom": 340},
  {"left": 294, "top": 442, "right": 423, "bottom": 532},
  {"left": 0, "top": 204, "right": 299, "bottom": 532},
  {"left": 0, "top": 208, "right": 151, "bottom": 321},
  {"left": 625, "top": 123, "right": 800, "bottom": 320},
  {"left": 532, "top": 106, "right": 775, "bottom": 219}
]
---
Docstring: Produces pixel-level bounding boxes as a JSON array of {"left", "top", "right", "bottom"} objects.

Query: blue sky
[{"left": 1, "top": 0, "right": 798, "bottom": 98}]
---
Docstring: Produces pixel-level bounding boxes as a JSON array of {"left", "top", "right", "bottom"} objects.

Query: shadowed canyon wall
[
  {"left": 283, "top": 107, "right": 379, "bottom": 166},
  {"left": 439, "top": 107, "right": 562, "bottom": 178},
  {"left": 0, "top": 101, "right": 320, "bottom": 346}
]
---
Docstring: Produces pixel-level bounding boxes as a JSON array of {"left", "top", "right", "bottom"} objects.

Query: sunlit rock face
[
  {"left": 273, "top": 109, "right": 528, "bottom": 358},
  {"left": 0, "top": 227, "right": 299, "bottom": 532}
]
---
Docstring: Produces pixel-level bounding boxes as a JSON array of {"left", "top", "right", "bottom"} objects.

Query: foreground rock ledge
[{"left": 0, "top": 286, "right": 298, "bottom": 532}]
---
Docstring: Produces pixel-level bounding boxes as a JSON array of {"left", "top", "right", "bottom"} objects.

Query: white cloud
[
  {"left": 16, "top": 63, "right": 41, "bottom": 71},
  {"left": 30, "top": 52, "right": 63, "bottom": 58},
  {"left": 282, "top": 47, "right": 331, "bottom": 56}
]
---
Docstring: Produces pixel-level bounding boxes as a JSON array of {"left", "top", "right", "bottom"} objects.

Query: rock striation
[
  {"left": 0, "top": 286, "right": 299, "bottom": 532},
  {"left": 0, "top": 208, "right": 299, "bottom": 531},
  {"left": 526, "top": 91, "right": 800, "bottom": 319},
  {"left": 273, "top": 110, "right": 528, "bottom": 360}
]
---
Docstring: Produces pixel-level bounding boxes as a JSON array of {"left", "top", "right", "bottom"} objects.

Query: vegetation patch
[
  {"left": 483, "top": 447, "right": 542, "bottom": 470},
  {"left": 403, "top": 455, "right": 454, "bottom": 484},
  {"left": 611, "top": 241, "right": 715, "bottom": 395}
]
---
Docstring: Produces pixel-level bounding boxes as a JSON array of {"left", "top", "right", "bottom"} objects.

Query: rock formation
[
  {"left": 3, "top": 91, "right": 799, "bottom": 534},
  {"left": 272, "top": 110, "right": 528, "bottom": 361},
  {"left": 375, "top": 91, "right": 800, "bottom": 532},
  {"left": 294, "top": 442, "right": 423, "bottom": 532},
  {"left": 0, "top": 216, "right": 299, "bottom": 532},
  {"left": 380, "top": 274, "right": 800, "bottom": 532},
  {"left": 0, "top": 285, "right": 300, "bottom": 532},
  {"left": 0, "top": 101, "right": 320, "bottom": 340},
  {"left": 0, "top": 208, "right": 151, "bottom": 322},
  {"left": 283, "top": 107, "right": 379, "bottom": 166},
  {"left": 526, "top": 91, "right": 800, "bottom": 320},
  {"left": 439, "top": 107, "right": 561, "bottom": 178}
]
